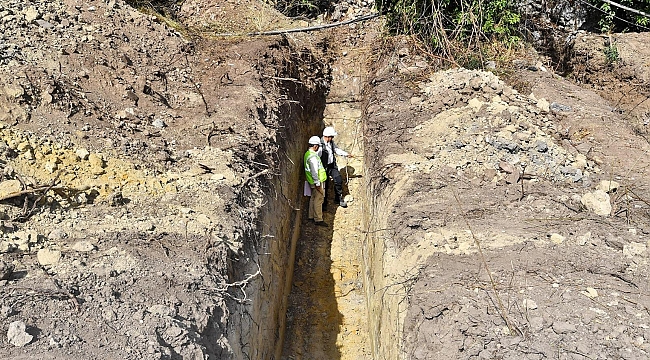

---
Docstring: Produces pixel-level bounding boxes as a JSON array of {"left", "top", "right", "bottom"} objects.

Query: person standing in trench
[
  {"left": 320, "top": 126, "right": 354, "bottom": 210},
  {"left": 304, "top": 136, "right": 328, "bottom": 227}
]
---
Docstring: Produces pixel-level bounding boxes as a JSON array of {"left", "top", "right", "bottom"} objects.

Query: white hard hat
[
  {"left": 308, "top": 136, "right": 321, "bottom": 145},
  {"left": 323, "top": 127, "right": 337, "bottom": 137}
]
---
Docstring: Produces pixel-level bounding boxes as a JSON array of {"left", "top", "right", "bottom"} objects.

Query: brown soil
[{"left": 1, "top": 0, "right": 650, "bottom": 359}]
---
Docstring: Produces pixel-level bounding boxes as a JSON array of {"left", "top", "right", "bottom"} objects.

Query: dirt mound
[
  {"left": 0, "top": 0, "right": 330, "bottom": 358},
  {"left": 363, "top": 42, "right": 650, "bottom": 359}
]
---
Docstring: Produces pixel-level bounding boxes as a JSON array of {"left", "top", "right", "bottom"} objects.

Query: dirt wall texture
[
  {"left": 363, "top": 39, "right": 650, "bottom": 359},
  {"left": 0, "top": 0, "right": 330, "bottom": 359}
]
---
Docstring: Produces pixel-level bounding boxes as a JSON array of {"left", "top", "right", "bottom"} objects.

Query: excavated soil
[
  {"left": 362, "top": 37, "right": 650, "bottom": 359},
  {"left": 1, "top": 0, "right": 650, "bottom": 359}
]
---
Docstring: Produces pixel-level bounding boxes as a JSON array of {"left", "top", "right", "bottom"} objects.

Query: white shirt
[{"left": 319, "top": 139, "right": 348, "bottom": 165}]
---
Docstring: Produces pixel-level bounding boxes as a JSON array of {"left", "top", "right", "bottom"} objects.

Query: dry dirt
[
  {"left": 1, "top": 0, "right": 650, "bottom": 359},
  {"left": 362, "top": 37, "right": 650, "bottom": 359}
]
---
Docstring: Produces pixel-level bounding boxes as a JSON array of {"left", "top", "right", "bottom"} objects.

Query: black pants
[{"left": 325, "top": 164, "right": 343, "bottom": 206}]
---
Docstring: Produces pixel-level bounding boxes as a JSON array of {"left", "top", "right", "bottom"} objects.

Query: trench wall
[
  {"left": 362, "top": 172, "right": 408, "bottom": 359},
  {"left": 226, "top": 63, "right": 329, "bottom": 359}
]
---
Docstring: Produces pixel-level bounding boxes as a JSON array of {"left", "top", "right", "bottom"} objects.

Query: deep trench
[{"left": 220, "top": 43, "right": 391, "bottom": 359}]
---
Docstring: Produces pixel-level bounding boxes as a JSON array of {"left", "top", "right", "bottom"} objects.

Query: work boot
[
  {"left": 339, "top": 200, "right": 348, "bottom": 208},
  {"left": 314, "top": 221, "right": 328, "bottom": 227}
]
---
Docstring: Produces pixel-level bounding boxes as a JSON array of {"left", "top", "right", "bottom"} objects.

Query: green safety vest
[{"left": 304, "top": 150, "right": 327, "bottom": 185}]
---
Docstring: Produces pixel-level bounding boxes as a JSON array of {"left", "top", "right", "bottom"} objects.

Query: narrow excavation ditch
[
  {"left": 278, "top": 35, "right": 374, "bottom": 359},
  {"left": 222, "top": 30, "right": 407, "bottom": 359}
]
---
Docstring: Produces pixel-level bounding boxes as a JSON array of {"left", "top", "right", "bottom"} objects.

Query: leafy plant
[
  {"left": 604, "top": 42, "right": 619, "bottom": 64},
  {"left": 379, "top": 0, "right": 522, "bottom": 64},
  {"left": 591, "top": 0, "right": 650, "bottom": 33}
]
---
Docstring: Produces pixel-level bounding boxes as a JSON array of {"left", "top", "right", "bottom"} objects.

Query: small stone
[
  {"left": 577, "top": 232, "right": 592, "bottom": 246},
  {"left": 0, "top": 260, "right": 13, "bottom": 280},
  {"left": 344, "top": 194, "right": 354, "bottom": 204},
  {"left": 552, "top": 321, "right": 577, "bottom": 334},
  {"left": 0, "top": 241, "right": 15, "bottom": 253},
  {"left": 530, "top": 317, "right": 545, "bottom": 331},
  {"left": 102, "top": 308, "right": 117, "bottom": 321},
  {"left": 409, "top": 97, "right": 422, "bottom": 104},
  {"left": 24, "top": 6, "right": 40, "bottom": 22},
  {"left": 536, "top": 98, "right": 550, "bottom": 113},
  {"left": 75, "top": 148, "right": 90, "bottom": 160},
  {"left": 196, "top": 214, "right": 211, "bottom": 225},
  {"left": 573, "top": 154, "right": 587, "bottom": 170},
  {"left": 523, "top": 299, "right": 538, "bottom": 310},
  {"left": 72, "top": 241, "right": 96, "bottom": 252},
  {"left": 550, "top": 102, "right": 572, "bottom": 112},
  {"left": 152, "top": 119, "right": 166, "bottom": 128},
  {"left": 550, "top": 233, "right": 565, "bottom": 244},
  {"left": 48, "top": 229, "right": 67, "bottom": 240},
  {"left": 35, "top": 19, "right": 54, "bottom": 29},
  {"left": 498, "top": 161, "right": 516, "bottom": 174},
  {"left": 0, "top": 305, "right": 14, "bottom": 319},
  {"left": 148, "top": 304, "right": 177, "bottom": 318},
  {"left": 0, "top": 180, "right": 22, "bottom": 198},
  {"left": 623, "top": 242, "right": 646, "bottom": 257},
  {"left": 210, "top": 173, "right": 225, "bottom": 181},
  {"left": 37, "top": 248, "right": 61, "bottom": 265},
  {"left": 584, "top": 287, "right": 598, "bottom": 298},
  {"left": 7, "top": 321, "right": 33, "bottom": 347},
  {"left": 581, "top": 190, "right": 611, "bottom": 216},
  {"left": 88, "top": 153, "right": 105, "bottom": 175},
  {"left": 596, "top": 180, "right": 620, "bottom": 193},
  {"left": 44, "top": 162, "right": 58, "bottom": 173}
]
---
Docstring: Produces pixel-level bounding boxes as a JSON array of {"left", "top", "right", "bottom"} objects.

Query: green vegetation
[
  {"left": 592, "top": 0, "right": 650, "bottom": 33},
  {"left": 377, "top": 0, "right": 522, "bottom": 66},
  {"left": 124, "top": 0, "right": 183, "bottom": 18},
  {"left": 604, "top": 42, "right": 620, "bottom": 64},
  {"left": 272, "top": 0, "right": 330, "bottom": 18}
]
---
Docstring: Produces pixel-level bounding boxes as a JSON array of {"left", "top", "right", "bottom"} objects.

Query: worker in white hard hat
[
  {"left": 304, "top": 136, "right": 328, "bottom": 227},
  {"left": 320, "top": 126, "right": 354, "bottom": 209}
]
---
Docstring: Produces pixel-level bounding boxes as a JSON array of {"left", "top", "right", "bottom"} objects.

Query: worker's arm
[{"left": 336, "top": 148, "right": 354, "bottom": 158}]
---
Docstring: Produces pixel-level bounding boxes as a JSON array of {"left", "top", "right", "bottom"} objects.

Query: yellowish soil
[{"left": 281, "top": 27, "right": 372, "bottom": 359}]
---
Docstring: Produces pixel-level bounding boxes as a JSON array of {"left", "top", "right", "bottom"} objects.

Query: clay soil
[{"left": 1, "top": 0, "right": 650, "bottom": 359}]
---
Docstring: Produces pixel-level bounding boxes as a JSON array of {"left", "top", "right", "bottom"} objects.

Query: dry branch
[{"left": 214, "top": 13, "right": 379, "bottom": 37}]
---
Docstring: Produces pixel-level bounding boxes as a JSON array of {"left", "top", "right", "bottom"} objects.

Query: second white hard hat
[
  {"left": 323, "top": 127, "right": 337, "bottom": 137},
  {"left": 308, "top": 136, "right": 321, "bottom": 145}
]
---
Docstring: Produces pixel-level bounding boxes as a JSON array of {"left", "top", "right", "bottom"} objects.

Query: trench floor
[
  {"left": 281, "top": 25, "right": 373, "bottom": 358},
  {"left": 281, "top": 159, "right": 370, "bottom": 359}
]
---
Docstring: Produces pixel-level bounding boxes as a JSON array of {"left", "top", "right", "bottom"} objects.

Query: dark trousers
[{"left": 325, "top": 163, "right": 343, "bottom": 206}]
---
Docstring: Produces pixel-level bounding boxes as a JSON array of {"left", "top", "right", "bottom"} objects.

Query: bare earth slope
[
  {"left": 2, "top": 0, "right": 650, "bottom": 359},
  {"left": 0, "top": 0, "right": 328, "bottom": 358},
  {"left": 363, "top": 44, "right": 650, "bottom": 359}
]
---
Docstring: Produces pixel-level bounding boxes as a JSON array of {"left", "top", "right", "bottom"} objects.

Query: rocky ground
[
  {"left": 0, "top": 0, "right": 319, "bottom": 358},
  {"left": 364, "top": 37, "right": 650, "bottom": 359},
  {"left": 1, "top": 0, "right": 650, "bottom": 359}
]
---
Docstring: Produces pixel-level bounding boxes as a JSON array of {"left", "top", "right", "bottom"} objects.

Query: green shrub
[
  {"left": 591, "top": 0, "right": 650, "bottom": 33},
  {"left": 379, "top": 0, "right": 521, "bottom": 62}
]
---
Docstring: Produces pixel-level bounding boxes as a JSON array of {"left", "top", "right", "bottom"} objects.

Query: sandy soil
[{"left": 1, "top": 0, "right": 650, "bottom": 359}]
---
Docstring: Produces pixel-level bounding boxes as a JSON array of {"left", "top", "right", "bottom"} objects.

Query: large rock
[
  {"left": 0, "top": 180, "right": 22, "bottom": 199},
  {"left": 581, "top": 190, "right": 611, "bottom": 216},
  {"left": 37, "top": 248, "right": 61, "bottom": 265},
  {"left": 7, "top": 321, "right": 33, "bottom": 347}
]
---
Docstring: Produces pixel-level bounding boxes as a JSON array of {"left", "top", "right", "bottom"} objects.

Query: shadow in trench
[{"left": 281, "top": 192, "right": 343, "bottom": 360}]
